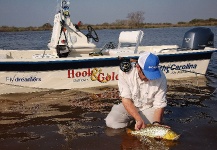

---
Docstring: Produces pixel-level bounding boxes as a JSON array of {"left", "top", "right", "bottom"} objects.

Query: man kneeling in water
[{"left": 105, "top": 52, "right": 167, "bottom": 130}]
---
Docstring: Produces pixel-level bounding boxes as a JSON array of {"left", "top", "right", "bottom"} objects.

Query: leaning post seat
[{"left": 101, "top": 30, "right": 144, "bottom": 55}]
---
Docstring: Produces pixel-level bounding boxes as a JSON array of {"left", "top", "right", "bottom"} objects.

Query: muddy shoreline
[{"left": 0, "top": 77, "right": 217, "bottom": 150}]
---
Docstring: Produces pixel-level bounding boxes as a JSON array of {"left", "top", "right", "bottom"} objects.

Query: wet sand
[{"left": 0, "top": 77, "right": 217, "bottom": 150}]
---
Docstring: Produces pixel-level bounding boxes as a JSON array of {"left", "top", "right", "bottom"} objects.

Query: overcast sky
[{"left": 0, "top": 0, "right": 217, "bottom": 27}]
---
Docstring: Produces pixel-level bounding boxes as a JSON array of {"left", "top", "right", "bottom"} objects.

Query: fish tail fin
[
  {"left": 126, "top": 128, "right": 133, "bottom": 134},
  {"left": 174, "top": 134, "right": 180, "bottom": 140}
]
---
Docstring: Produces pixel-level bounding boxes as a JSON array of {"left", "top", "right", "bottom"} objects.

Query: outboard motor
[{"left": 182, "top": 27, "right": 214, "bottom": 50}]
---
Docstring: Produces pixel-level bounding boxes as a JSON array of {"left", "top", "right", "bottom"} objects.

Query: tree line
[
  {"left": 1, "top": 11, "right": 217, "bottom": 32},
  {"left": 0, "top": 23, "right": 52, "bottom": 32}
]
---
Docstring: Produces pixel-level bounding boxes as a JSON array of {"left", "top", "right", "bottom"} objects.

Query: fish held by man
[{"left": 126, "top": 124, "right": 180, "bottom": 141}]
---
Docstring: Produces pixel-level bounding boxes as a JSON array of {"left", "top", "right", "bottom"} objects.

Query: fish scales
[
  {"left": 132, "top": 126, "right": 169, "bottom": 137},
  {"left": 127, "top": 125, "right": 180, "bottom": 140}
]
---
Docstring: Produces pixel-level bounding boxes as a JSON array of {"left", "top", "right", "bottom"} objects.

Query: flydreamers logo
[
  {"left": 160, "top": 63, "right": 197, "bottom": 73},
  {"left": 6, "top": 76, "right": 42, "bottom": 83}
]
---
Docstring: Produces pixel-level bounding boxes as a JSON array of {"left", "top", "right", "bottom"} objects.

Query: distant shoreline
[
  {"left": 91, "top": 22, "right": 217, "bottom": 30},
  {"left": 0, "top": 21, "right": 217, "bottom": 32}
]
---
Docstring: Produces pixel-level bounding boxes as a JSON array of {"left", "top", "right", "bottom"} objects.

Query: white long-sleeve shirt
[{"left": 118, "top": 66, "right": 167, "bottom": 111}]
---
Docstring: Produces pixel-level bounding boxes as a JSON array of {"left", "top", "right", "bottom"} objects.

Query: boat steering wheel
[{"left": 86, "top": 25, "right": 99, "bottom": 42}]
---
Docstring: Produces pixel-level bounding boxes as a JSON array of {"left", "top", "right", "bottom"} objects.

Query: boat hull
[{"left": 0, "top": 50, "right": 215, "bottom": 94}]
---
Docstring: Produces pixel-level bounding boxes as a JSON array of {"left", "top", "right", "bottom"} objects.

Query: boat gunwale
[
  {"left": 0, "top": 49, "right": 216, "bottom": 72},
  {"left": 0, "top": 49, "right": 216, "bottom": 63}
]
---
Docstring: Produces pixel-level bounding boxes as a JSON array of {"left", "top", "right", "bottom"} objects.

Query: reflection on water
[{"left": 0, "top": 76, "right": 217, "bottom": 149}]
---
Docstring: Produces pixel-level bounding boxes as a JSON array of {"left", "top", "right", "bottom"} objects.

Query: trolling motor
[
  {"left": 56, "top": 20, "right": 70, "bottom": 58},
  {"left": 61, "top": 0, "right": 70, "bottom": 17},
  {"left": 54, "top": 0, "right": 71, "bottom": 58}
]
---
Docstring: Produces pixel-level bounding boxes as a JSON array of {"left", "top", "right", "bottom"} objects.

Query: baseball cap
[{"left": 138, "top": 52, "right": 161, "bottom": 80}]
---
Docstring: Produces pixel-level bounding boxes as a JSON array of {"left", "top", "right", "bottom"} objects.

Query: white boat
[{"left": 0, "top": 0, "right": 216, "bottom": 94}]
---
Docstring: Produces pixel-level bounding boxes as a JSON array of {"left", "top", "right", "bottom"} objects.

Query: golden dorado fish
[{"left": 127, "top": 125, "right": 180, "bottom": 141}]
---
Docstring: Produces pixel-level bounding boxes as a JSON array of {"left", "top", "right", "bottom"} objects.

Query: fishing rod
[
  {"left": 119, "top": 57, "right": 217, "bottom": 96},
  {"left": 158, "top": 65, "right": 216, "bottom": 78},
  {"left": 118, "top": 57, "right": 216, "bottom": 78},
  {"left": 89, "top": 42, "right": 118, "bottom": 56}
]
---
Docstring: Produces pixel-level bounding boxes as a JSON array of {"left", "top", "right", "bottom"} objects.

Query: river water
[{"left": 0, "top": 26, "right": 217, "bottom": 150}]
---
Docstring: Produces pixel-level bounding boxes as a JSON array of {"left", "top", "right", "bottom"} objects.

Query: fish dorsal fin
[{"left": 146, "top": 124, "right": 152, "bottom": 127}]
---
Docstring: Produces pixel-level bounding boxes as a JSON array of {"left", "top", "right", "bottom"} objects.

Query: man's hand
[
  {"left": 135, "top": 120, "right": 146, "bottom": 130},
  {"left": 122, "top": 98, "right": 146, "bottom": 130}
]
